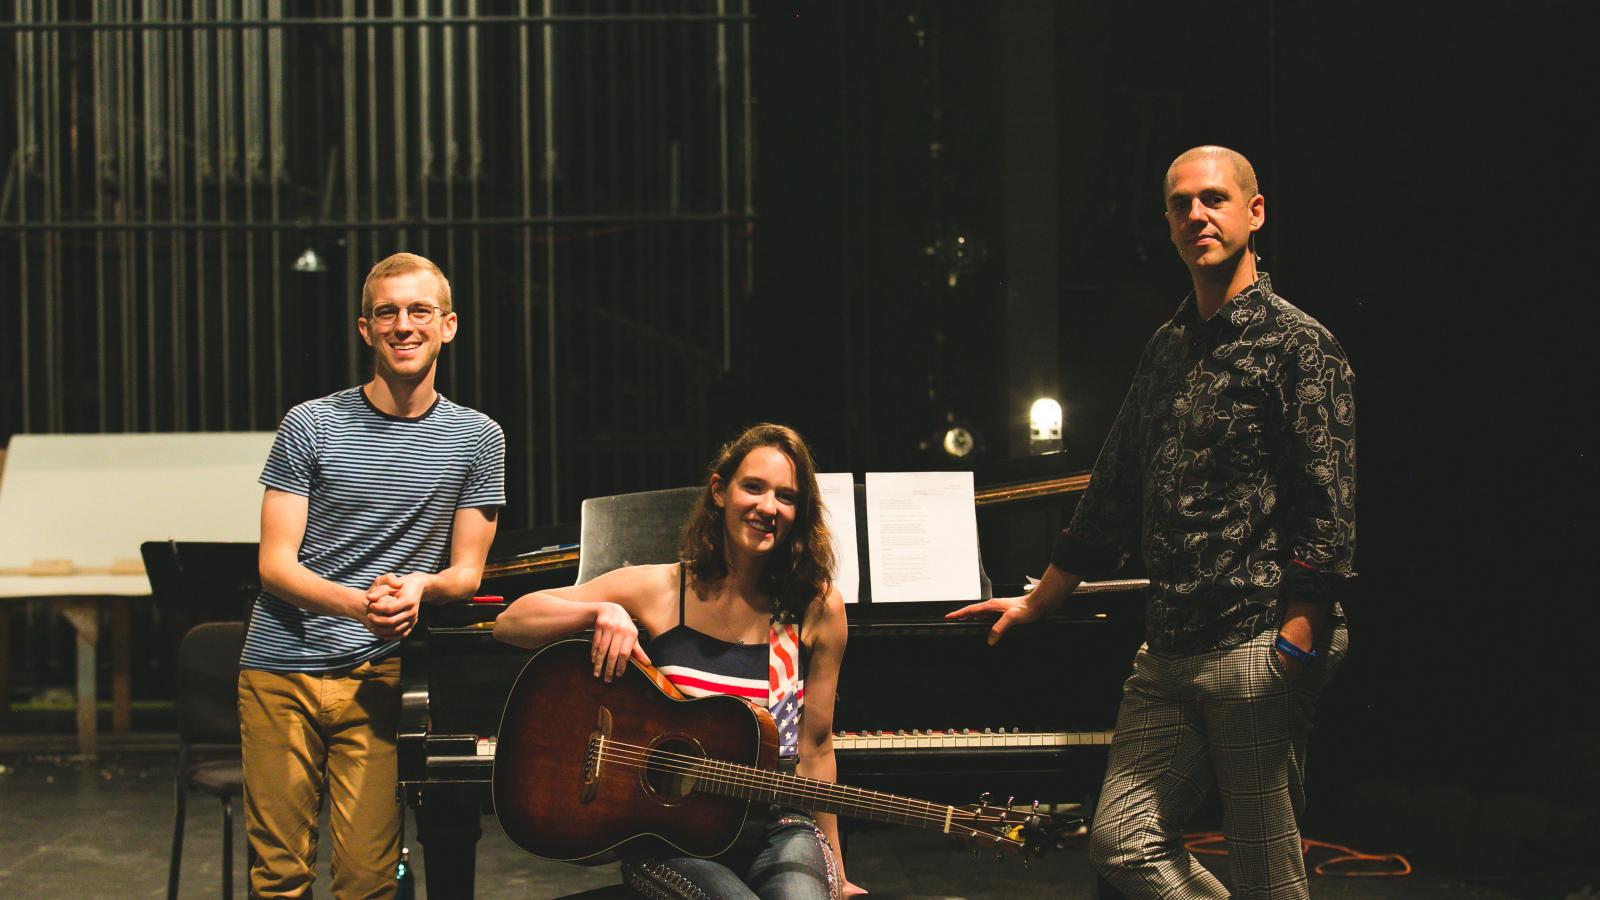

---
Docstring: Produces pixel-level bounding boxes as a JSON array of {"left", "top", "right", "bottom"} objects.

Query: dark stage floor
[{"left": 0, "top": 745, "right": 1526, "bottom": 899}]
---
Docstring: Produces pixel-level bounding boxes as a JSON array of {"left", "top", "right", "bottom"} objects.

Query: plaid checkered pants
[{"left": 1090, "top": 623, "right": 1349, "bottom": 899}]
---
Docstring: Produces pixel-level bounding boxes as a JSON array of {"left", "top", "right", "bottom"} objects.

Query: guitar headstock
[{"left": 946, "top": 793, "right": 1076, "bottom": 861}]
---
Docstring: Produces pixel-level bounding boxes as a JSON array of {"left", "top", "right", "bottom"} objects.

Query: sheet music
[
  {"left": 864, "top": 471, "right": 981, "bottom": 603},
  {"left": 815, "top": 473, "right": 860, "bottom": 604}
]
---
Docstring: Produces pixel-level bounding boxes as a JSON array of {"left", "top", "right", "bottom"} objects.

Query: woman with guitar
[{"left": 494, "top": 423, "right": 863, "bottom": 899}]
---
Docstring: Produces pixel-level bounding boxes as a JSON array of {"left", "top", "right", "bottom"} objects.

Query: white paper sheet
[
  {"left": 815, "top": 472, "right": 860, "bottom": 604},
  {"left": 864, "top": 471, "right": 981, "bottom": 603}
]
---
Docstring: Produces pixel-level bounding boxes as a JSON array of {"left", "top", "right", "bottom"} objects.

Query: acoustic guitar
[{"left": 493, "top": 639, "right": 1058, "bottom": 863}]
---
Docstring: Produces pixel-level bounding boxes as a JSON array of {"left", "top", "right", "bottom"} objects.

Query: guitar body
[{"left": 493, "top": 639, "right": 780, "bottom": 863}]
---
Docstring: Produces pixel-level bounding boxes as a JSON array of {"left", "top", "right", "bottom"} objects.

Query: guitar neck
[{"left": 687, "top": 754, "right": 973, "bottom": 836}]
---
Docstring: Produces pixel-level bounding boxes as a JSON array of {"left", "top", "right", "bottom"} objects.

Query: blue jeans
[{"left": 621, "top": 811, "right": 840, "bottom": 900}]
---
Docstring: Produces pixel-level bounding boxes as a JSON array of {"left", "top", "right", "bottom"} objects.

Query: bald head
[{"left": 1165, "top": 145, "right": 1259, "bottom": 201}]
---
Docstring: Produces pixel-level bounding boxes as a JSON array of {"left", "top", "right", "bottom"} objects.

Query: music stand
[{"left": 141, "top": 541, "right": 259, "bottom": 629}]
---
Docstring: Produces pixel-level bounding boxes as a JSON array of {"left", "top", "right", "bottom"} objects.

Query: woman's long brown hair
[{"left": 678, "top": 423, "right": 835, "bottom": 624}]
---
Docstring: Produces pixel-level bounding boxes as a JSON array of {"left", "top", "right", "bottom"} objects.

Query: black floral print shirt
[{"left": 1052, "top": 273, "right": 1356, "bottom": 654}]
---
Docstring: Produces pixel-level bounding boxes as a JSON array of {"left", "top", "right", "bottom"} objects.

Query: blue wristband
[{"left": 1274, "top": 633, "right": 1318, "bottom": 663}]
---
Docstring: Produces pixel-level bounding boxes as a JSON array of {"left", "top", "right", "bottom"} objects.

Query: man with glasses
[{"left": 240, "top": 252, "right": 505, "bottom": 897}]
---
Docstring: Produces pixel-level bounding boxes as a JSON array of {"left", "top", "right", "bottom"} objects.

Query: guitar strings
[
  {"left": 584, "top": 737, "right": 1028, "bottom": 838},
  {"left": 593, "top": 737, "right": 994, "bottom": 823},
  {"left": 594, "top": 737, "right": 948, "bottom": 820},
  {"left": 595, "top": 745, "right": 989, "bottom": 832},
  {"left": 591, "top": 742, "right": 1019, "bottom": 838}
]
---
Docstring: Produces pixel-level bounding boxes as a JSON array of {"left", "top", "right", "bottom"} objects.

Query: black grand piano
[{"left": 398, "top": 457, "right": 1146, "bottom": 897}]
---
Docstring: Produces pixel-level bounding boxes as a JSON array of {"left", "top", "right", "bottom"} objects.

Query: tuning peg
[
  {"left": 978, "top": 791, "right": 991, "bottom": 807},
  {"left": 1005, "top": 795, "right": 1015, "bottom": 811}
]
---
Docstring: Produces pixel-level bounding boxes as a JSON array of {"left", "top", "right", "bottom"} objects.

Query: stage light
[
  {"left": 930, "top": 224, "right": 988, "bottom": 288},
  {"left": 291, "top": 246, "right": 327, "bottom": 273},
  {"left": 1029, "top": 397, "right": 1062, "bottom": 455},
  {"left": 941, "top": 424, "right": 976, "bottom": 459}
]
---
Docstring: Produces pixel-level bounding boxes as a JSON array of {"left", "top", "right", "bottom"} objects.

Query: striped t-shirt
[{"left": 241, "top": 386, "right": 506, "bottom": 673}]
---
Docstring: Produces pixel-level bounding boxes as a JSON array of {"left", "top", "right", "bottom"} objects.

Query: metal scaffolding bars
[{"left": 2, "top": 1, "right": 754, "bottom": 528}]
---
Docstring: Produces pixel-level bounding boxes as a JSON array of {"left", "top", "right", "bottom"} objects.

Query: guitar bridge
[{"left": 581, "top": 705, "right": 613, "bottom": 803}]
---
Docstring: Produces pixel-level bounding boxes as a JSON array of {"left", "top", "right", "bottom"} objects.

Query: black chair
[{"left": 167, "top": 621, "right": 256, "bottom": 899}]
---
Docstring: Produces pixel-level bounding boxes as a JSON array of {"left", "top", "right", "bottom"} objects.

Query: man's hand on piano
[
  {"left": 591, "top": 601, "right": 650, "bottom": 682},
  {"left": 363, "top": 572, "right": 427, "bottom": 640},
  {"left": 944, "top": 595, "right": 1048, "bottom": 645}
]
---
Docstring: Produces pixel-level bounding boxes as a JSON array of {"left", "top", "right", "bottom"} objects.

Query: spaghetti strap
[{"left": 677, "top": 562, "right": 687, "bottom": 627}]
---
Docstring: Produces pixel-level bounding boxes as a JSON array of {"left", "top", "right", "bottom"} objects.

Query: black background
[{"left": 741, "top": 0, "right": 1595, "bottom": 807}]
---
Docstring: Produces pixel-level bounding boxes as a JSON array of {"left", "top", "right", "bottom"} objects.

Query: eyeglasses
[{"left": 368, "top": 303, "right": 445, "bottom": 326}]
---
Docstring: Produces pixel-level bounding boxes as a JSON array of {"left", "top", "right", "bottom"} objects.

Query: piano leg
[{"left": 414, "top": 800, "right": 483, "bottom": 898}]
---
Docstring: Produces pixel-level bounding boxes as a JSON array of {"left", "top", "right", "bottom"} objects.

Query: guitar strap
[{"left": 768, "top": 620, "right": 803, "bottom": 758}]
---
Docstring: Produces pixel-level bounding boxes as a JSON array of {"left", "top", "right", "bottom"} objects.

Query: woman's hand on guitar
[{"left": 591, "top": 601, "right": 650, "bottom": 681}]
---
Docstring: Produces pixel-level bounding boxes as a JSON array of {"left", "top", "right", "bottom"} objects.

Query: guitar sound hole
[{"left": 641, "top": 737, "right": 702, "bottom": 802}]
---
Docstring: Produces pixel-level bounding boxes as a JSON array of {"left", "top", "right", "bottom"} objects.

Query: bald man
[{"left": 951, "top": 146, "right": 1355, "bottom": 899}]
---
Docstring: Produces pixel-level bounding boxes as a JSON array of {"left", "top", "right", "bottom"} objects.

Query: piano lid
[{"left": 481, "top": 454, "right": 1121, "bottom": 602}]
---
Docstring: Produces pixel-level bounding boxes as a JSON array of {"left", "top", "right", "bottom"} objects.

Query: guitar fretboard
[{"left": 629, "top": 742, "right": 1004, "bottom": 837}]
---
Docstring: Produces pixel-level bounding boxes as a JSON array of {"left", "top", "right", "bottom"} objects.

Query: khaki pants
[{"left": 238, "top": 655, "right": 401, "bottom": 899}]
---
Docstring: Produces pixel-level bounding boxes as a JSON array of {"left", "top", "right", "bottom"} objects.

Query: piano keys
[{"left": 833, "top": 729, "right": 1115, "bottom": 752}]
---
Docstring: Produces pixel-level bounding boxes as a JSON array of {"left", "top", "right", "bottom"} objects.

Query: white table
[{"left": 0, "top": 433, "right": 272, "bottom": 756}]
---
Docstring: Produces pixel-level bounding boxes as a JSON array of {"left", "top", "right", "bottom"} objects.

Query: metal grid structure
[{"left": 1, "top": 0, "right": 754, "bottom": 526}]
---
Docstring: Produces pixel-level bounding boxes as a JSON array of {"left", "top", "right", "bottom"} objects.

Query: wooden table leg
[
  {"left": 111, "top": 601, "right": 131, "bottom": 732},
  {"left": 0, "top": 608, "right": 10, "bottom": 728},
  {"left": 56, "top": 599, "right": 100, "bottom": 759}
]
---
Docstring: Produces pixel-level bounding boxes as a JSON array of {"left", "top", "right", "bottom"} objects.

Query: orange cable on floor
[{"left": 1182, "top": 832, "right": 1412, "bottom": 877}]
